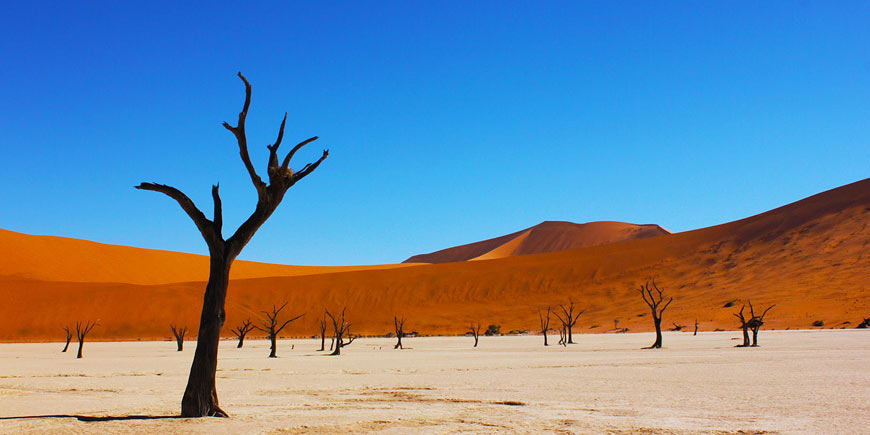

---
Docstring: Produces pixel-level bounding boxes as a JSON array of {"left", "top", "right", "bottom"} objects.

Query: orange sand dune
[
  {"left": 0, "top": 230, "right": 409, "bottom": 285},
  {"left": 1, "top": 179, "right": 868, "bottom": 342},
  {"left": 404, "top": 221, "right": 670, "bottom": 263}
]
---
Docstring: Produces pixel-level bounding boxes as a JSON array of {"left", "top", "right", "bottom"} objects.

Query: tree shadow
[{"left": 0, "top": 414, "right": 184, "bottom": 422}]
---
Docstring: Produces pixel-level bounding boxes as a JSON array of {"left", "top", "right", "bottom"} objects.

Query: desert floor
[{"left": 0, "top": 331, "right": 867, "bottom": 434}]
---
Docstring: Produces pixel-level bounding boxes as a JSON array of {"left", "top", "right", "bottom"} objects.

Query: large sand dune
[
  {"left": 404, "top": 221, "right": 670, "bottom": 263},
  {"left": 1, "top": 179, "right": 868, "bottom": 342}
]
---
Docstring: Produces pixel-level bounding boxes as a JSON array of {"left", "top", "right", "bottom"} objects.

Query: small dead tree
[
  {"left": 558, "top": 325, "right": 567, "bottom": 347},
  {"left": 62, "top": 326, "right": 72, "bottom": 352},
  {"left": 170, "top": 325, "right": 187, "bottom": 351},
  {"left": 326, "top": 308, "right": 355, "bottom": 356},
  {"left": 136, "top": 73, "right": 329, "bottom": 417},
  {"left": 693, "top": 319, "right": 699, "bottom": 336},
  {"left": 231, "top": 319, "right": 255, "bottom": 348},
  {"left": 554, "top": 299, "right": 584, "bottom": 344},
  {"left": 393, "top": 316, "right": 406, "bottom": 349},
  {"left": 734, "top": 304, "right": 751, "bottom": 347},
  {"left": 469, "top": 322, "right": 481, "bottom": 347},
  {"left": 318, "top": 315, "right": 327, "bottom": 351},
  {"left": 747, "top": 301, "right": 774, "bottom": 347},
  {"left": 75, "top": 320, "right": 98, "bottom": 359},
  {"left": 670, "top": 322, "right": 685, "bottom": 332},
  {"left": 638, "top": 279, "right": 673, "bottom": 349},
  {"left": 538, "top": 307, "right": 551, "bottom": 346},
  {"left": 255, "top": 303, "right": 303, "bottom": 358}
]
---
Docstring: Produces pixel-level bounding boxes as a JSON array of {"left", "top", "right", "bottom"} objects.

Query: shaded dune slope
[
  {"left": 405, "top": 221, "right": 671, "bottom": 263},
  {"left": 1, "top": 179, "right": 868, "bottom": 341}
]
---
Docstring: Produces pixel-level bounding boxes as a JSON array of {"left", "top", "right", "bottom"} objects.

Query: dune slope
[{"left": 1, "top": 179, "right": 868, "bottom": 341}]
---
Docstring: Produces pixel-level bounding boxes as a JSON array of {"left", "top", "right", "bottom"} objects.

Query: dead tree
[
  {"left": 231, "top": 319, "right": 254, "bottom": 348},
  {"left": 747, "top": 301, "right": 774, "bottom": 347},
  {"left": 75, "top": 321, "right": 98, "bottom": 359},
  {"left": 558, "top": 325, "right": 567, "bottom": 347},
  {"left": 538, "top": 307, "right": 551, "bottom": 346},
  {"left": 318, "top": 315, "right": 327, "bottom": 351},
  {"left": 670, "top": 322, "right": 685, "bottom": 332},
  {"left": 553, "top": 299, "right": 584, "bottom": 344},
  {"left": 136, "top": 73, "right": 328, "bottom": 417},
  {"left": 693, "top": 319, "right": 699, "bottom": 336},
  {"left": 254, "top": 303, "right": 303, "bottom": 358},
  {"left": 734, "top": 304, "right": 751, "bottom": 347},
  {"left": 469, "top": 322, "right": 481, "bottom": 347},
  {"left": 326, "top": 308, "right": 355, "bottom": 356},
  {"left": 62, "top": 326, "right": 72, "bottom": 352},
  {"left": 638, "top": 280, "right": 673, "bottom": 349},
  {"left": 170, "top": 325, "right": 187, "bottom": 351},
  {"left": 393, "top": 316, "right": 406, "bottom": 349}
]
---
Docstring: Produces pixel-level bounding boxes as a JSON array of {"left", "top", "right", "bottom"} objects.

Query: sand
[{"left": 0, "top": 330, "right": 867, "bottom": 434}]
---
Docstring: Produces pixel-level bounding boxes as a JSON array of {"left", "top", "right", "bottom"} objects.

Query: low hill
[{"left": 404, "top": 221, "right": 671, "bottom": 263}]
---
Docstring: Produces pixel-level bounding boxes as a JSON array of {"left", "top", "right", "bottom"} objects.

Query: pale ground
[{"left": 0, "top": 331, "right": 867, "bottom": 434}]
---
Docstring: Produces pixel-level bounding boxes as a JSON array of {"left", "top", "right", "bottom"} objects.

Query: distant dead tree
[
  {"left": 170, "top": 325, "right": 187, "bottom": 351},
  {"left": 62, "top": 326, "right": 72, "bottom": 352},
  {"left": 469, "top": 322, "right": 481, "bottom": 348},
  {"left": 638, "top": 279, "right": 673, "bottom": 349},
  {"left": 734, "top": 304, "right": 751, "bottom": 347},
  {"left": 693, "top": 319, "right": 699, "bottom": 336},
  {"left": 553, "top": 299, "right": 583, "bottom": 344},
  {"left": 255, "top": 303, "right": 304, "bottom": 358},
  {"left": 393, "top": 316, "right": 406, "bottom": 349},
  {"left": 670, "top": 322, "right": 685, "bottom": 332},
  {"left": 747, "top": 301, "right": 774, "bottom": 347},
  {"left": 318, "top": 315, "right": 327, "bottom": 351},
  {"left": 538, "top": 307, "right": 551, "bottom": 346},
  {"left": 136, "top": 73, "right": 329, "bottom": 417},
  {"left": 231, "top": 319, "right": 254, "bottom": 348},
  {"left": 326, "top": 308, "right": 355, "bottom": 356},
  {"left": 75, "top": 320, "right": 98, "bottom": 359}
]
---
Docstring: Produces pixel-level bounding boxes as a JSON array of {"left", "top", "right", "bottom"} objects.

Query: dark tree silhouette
[
  {"left": 558, "top": 325, "right": 567, "bottom": 347},
  {"left": 135, "top": 73, "right": 328, "bottom": 417},
  {"left": 538, "top": 307, "right": 551, "bottom": 346},
  {"left": 693, "top": 319, "right": 699, "bottom": 336},
  {"left": 747, "top": 301, "right": 774, "bottom": 347},
  {"left": 553, "top": 299, "right": 583, "bottom": 344},
  {"left": 393, "top": 316, "right": 406, "bottom": 349},
  {"left": 318, "top": 315, "right": 327, "bottom": 351},
  {"left": 326, "top": 308, "right": 355, "bottom": 356},
  {"left": 62, "top": 326, "right": 72, "bottom": 353},
  {"left": 231, "top": 319, "right": 254, "bottom": 348},
  {"left": 254, "top": 303, "right": 303, "bottom": 358},
  {"left": 670, "top": 322, "right": 685, "bottom": 332},
  {"left": 734, "top": 304, "right": 751, "bottom": 347},
  {"left": 468, "top": 322, "right": 481, "bottom": 348},
  {"left": 638, "top": 280, "right": 673, "bottom": 349},
  {"left": 75, "top": 321, "right": 98, "bottom": 359},
  {"left": 170, "top": 325, "right": 187, "bottom": 351}
]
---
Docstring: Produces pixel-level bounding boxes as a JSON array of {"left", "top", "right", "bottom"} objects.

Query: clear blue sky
[{"left": 1, "top": 1, "right": 867, "bottom": 265}]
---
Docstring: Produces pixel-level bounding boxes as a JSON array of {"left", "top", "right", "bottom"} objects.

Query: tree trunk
[
  {"left": 62, "top": 336, "right": 71, "bottom": 352},
  {"left": 567, "top": 325, "right": 574, "bottom": 344},
  {"left": 651, "top": 316, "right": 663, "bottom": 349},
  {"left": 237, "top": 335, "right": 245, "bottom": 348},
  {"left": 180, "top": 254, "right": 230, "bottom": 418},
  {"left": 330, "top": 337, "right": 341, "bottom": 356},
  {"left": 740, "top": 325, "right": 750, "bottom": 347},
  {"left": 543, "top": 331, "right": 548, "bottom": 346},
  {"left": 177, "top": 337, "right": 184, "bottom": 352},
  {"left": 473, "top": 335, "right": 479, "bottom": 347},
  {"left": 76, "top": 338, "right": 84, "bottom": 358},
  {"left": 751, "top": 327, "right": 759, "bottom": 347},
  {"left": 319, "top": 331, "right": 325, "bottom": 351},
  {"left": 394, "top": 334, "right": 402, "bottom": 349},
  {"left": 269, "top": 334, "right": 277, "bottom": 358}
]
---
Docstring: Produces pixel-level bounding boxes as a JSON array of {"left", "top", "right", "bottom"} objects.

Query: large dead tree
[
  {"left": 75, "top": 320, "right": 98, "bottom": 359},
  {"left": 553, "top": 299, "right": 583, "bottom": 344},
  {"left": 62, "top": 326, "right": 72, "bottom": 353},
  {"left": 136, "top": 73, "right": 328, "bottom": 417},
  {"left": 170, "top": 325, "right": 187, "bottom": 351},
  {"left": 638, "top": 280, "right": 673, "bottom": 349},
  {"left": 734, "top": 304, "right": 751, "bottom": 347},
  {"left": 326, "top": 308, "right": 355, "bottom": 356},
  {"left": 231, "top": 319, "right": 254, "bottom": 348},
  {"left": 318, "top": 315, "right": 327, "bottom": 351},
  {"left": 747, "top": 301, "right": 774, "bottom": 347},
  {"left": 469, "top": 322, "right": 481, "bottom": 348},
  {"left": 255, "top": 303, "right": 303, "bottom": 358},
  {"left": 394, "top": 316, "right": 406, "bottom": 349},
  {"left": 538, "top": 307, "right": 551, "bottom": 346}
]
